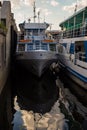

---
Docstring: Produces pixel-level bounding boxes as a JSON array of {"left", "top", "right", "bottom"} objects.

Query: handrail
[
  {"left": 17, "top": 44, "right": 56, "bottom": 52},
  {"left": 42, "top": 39, "right": 54, "bottom": 42},
  {"left": 17, "top": 34, "right": 55, "bottom": 42},
  {"left": 60, "top": 22, "right": 87, "bottom": 38},
  {"left": 19, "top": 39, "right": 32, "bottom": 42}
]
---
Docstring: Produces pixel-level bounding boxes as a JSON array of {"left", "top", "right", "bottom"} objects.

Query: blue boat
[{"left": 58, "top": 6, "right": 87, "bottom": 89}]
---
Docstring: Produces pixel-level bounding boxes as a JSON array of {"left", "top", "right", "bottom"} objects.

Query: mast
[
  {"left": 33, "top": 1, "right": 36, "bottom": 23},
  {"left": 74, "top": 4, "right": 77, "bottom": 13},
  {"left": 38, "top": 11, "right": 40, "bottom": 23},
  {"left": 74, "top": 0, "right": 78, "bottom": 13}
]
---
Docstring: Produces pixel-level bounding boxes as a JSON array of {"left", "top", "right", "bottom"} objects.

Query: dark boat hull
[{"left": 16, "top": 51, "right": 58, "bottom": 77}]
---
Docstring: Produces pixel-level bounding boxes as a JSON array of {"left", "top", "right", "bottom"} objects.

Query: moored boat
[
  {"left": 16, "top": 2, "right": 58, "bottom": 77},
  {"left": 58, "top": 6, "right": 87, "bottom": 89}
]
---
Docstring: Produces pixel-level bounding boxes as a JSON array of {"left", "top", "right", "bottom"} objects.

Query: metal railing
[
  {"left": 60, "top": 22, "right": 87, "bottom": 39},
  {"left": 27, "top": 44, "right": 56, "bottom": 51},
  {"left": 17, "top": 44, "right": 56, "bottom": 52},
  {"left": 27, "top": 45, "right": 48, "bottom": 51}
]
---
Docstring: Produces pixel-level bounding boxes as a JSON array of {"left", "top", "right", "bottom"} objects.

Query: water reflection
[
  {"left": 12, "top": 66, "right": 59, "bottom": 129},
  {"left": 12, "top": 95, "right": 67, "bottom": 130},
  {"left": 58, "top": 70, "right": 87, "bottom": 129},
  {"left": 0, "top": 77, "right": 12, "bottom": 130},
  {"left": 59, "top": 70, "right": 87, "bottom": 107},
  {"left": 14, "top": 66, "right": 58, "bottom": 113},
  {"left": 12, "top": 65, "right": 87, "bottom": 130}
]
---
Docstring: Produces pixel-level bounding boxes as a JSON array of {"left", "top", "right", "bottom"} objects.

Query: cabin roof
[{"left": 24, "top": 22, "right": 49, "bottom": 29}]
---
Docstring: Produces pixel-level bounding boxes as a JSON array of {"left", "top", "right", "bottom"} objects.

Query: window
[
  {"left": 35, "top": 42, "right": 40, "bottom": 50},
  {"left": 70, "top": 43, "right": 74, "bottom": 54},
  {"left": 41, "top": 43, "right": 48, "bottom": 50},
  {"left": 27, "top": 43, "right": 33, "bottom": 50},
  {"left": 49, "top": 44, "right": 56, "bottom": 51}
]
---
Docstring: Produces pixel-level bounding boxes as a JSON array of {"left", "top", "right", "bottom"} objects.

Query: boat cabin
[
  {"left": 59, "top": 6, "right": 87, "bottom": 38},
  {"left": 58, "top": 6, "right": 87, "bottom": 69},
  {"left": 17, "top": 22, "right": 57, "bottom": 52}
]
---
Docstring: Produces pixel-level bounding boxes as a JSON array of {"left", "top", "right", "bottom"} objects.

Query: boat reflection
[
  {"left": 14, "top": 67, "right": 59, "bottom": 114},
  {"left": 58, "top": 69, "right": 87, "bottom": 107}
]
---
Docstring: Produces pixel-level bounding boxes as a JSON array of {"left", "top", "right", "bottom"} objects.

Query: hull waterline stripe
[{"left": 67, "top": 67, "right": 87, "bottom": 83}]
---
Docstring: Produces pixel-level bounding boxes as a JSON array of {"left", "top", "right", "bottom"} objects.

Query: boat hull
[
  {"left": 16, "top": 51, "right": 58, "bottom": 77},
  {"left": 58, "top": 54, "right": 87, "bottom": 90}
]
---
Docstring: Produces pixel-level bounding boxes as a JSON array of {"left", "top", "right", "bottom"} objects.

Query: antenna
[
  {"left": 28, "top": 18, "right": 31, "bottom": 23},
  {"left": 38, "top": 11, "right": 40, "bottom": 23},
  {"left": 33, "top": 1, "right": 36, "bottom": 22},
  {"left": 49, "top": 24, "right": 53, "bottom": 30},
  {"left": 74, "top": 0, "right": 78, "bottom": 13},
  {"left": 74, "top": 4, "right": 77, "bottom": 13}
]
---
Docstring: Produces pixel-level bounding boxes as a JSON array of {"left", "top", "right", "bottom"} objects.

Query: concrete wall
[
  {"left": 0, "top": 1, "right": 17, "bottom": 94},
  {"left": 0, "top": 32, "right": 7, "bottom": 94},
  {"left": 0, "top": 1, "right": 17, "bottom": 129}
]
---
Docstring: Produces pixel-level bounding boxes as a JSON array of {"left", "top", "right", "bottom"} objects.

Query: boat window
[
  {"left": 33, "top": 29, "right": 38, "bottom": 35},
  {"left": 41, "top": 43, "right": 48, "bottom": 50},
  {"left": 75, "top": 41, "right": 87, "bottom": 62},
  {"left": 35, "top": 40, "right": 40, "bottom": 44},
  {"left": 25, "top": 29, "right": 33, "bottom": 36},
  {"left": 62, "top": 43, "right": 67, "bottom": 48},
  {"left": 18, "top": 44, "right": 25, "bottom": 51},
  {"left": 75, "top": 41, "right": 85, "bottom": 52},
  {"left": 35, "top": 43, "right": 40, "bottom": 50},
  {"left": 75, "top": 45, "right": 81, "bottom": 53},
  {"left": 70, "top": 43, "right": 74, "bottom": 54},
  {"left": 27, "top": 43, "right": 33, "bottom": 50},
  {"left": 40, "top": 29, "right": 45, "bottom": 35},
  {"left": 49, "top": 44, "right": 56, "bottom": 51}
]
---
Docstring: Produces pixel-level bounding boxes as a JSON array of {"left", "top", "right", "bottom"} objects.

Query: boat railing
[
  {"left": 34, "top": 45, "right": 48, "bottom": 50},
  {"left": 18, "top": 39, "right": 32, "bottom": 43},
  {"left": 17, "top": 43, "right": 56, "bottom": 52},
  {"left": 60, "top": 22, "right": 87, "bottom": 39},
  {"left": 27, "top": 44, "right": 56, "bottom": 52}
]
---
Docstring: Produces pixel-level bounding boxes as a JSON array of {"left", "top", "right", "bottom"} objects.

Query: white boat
[
  {"left": 16, "top": 2, "right": 58, "bottom": 77},
  {"left": 58, "top": 6, "right": 87, "bottom": 89}
]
